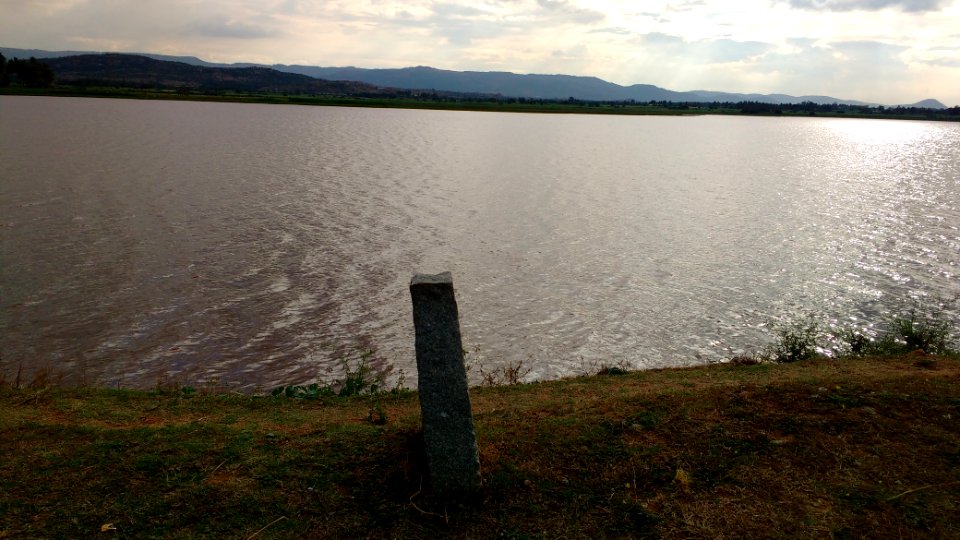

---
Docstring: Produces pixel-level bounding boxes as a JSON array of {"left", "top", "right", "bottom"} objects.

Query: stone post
[{"left": 409, "top": 272, "right": 481, "bottom": 496}]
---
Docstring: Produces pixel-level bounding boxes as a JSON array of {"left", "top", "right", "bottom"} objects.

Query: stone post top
[{"left": 410, "top": 271, "right": 453, "bottom": 286}]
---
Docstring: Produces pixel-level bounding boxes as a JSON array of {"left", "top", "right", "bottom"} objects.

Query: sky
[{"left": 2, "top": 0, "right": 959, "bottom": 106}]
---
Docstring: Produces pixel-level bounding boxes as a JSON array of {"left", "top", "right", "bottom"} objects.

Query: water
[{"left": 2, "top": 96, "right": 958, "bottom": 390}]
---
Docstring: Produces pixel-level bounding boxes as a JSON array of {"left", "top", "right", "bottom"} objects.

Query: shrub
[
  {"left": 832, "top": 327, "right": 870, "bottom": 357},
  {"left": 767, "top": 318, "right": 822, "bottom": 363},
  {"left": 479, "top": 360, "right": 532, "bottom": 386},
  {"left": 892, "top": 312, "right": 951, "bottom": 354},
  {"left": 596, "top": 359, "right": 632, "bottom": 376},
  {"left": 825, "top": 307, "right": 957, "bottom": 358},
  {"left": 271, "top": 349, "right": 403, "bottom": 399}
]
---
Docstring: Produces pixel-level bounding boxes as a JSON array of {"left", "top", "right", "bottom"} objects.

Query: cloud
[
  {"left": 338, "top": 1, "right": 606, "bottom": 47},
  {"left": 667, "top": 1, "right": 707, "bottom": 12},
  {"left": 783, "top": 0, "right": 950, "bottom": 12},
  {"left": 534, "top": 0, "right": 605, "bottom": 24},
  {"left": 187, "top": 17, "right": 281, "bottom": 39},
  {"left": 638, "top": 32, "right": 774, "bottom": 63},
  {"left": 923, "top": 57, "right": 960, "bottom": 67},
  {"left": 589, "top": 26, "right": 635, "bottom": 36},
  {"left": 431, "top": 3, "right": 488, "bottom": 18},
  {"left": 416, "top": 3, "right": 516, "bottom": 46},
  {"left": 737, "top": 39, "right": 916, "bottom": 101}
]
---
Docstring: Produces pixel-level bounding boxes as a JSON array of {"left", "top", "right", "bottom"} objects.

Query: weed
[
  {"left": 479, "top": 360, "right": 532, "bottom": 386},
  {"left": 892, "top": 311, "right": 952, "bottom": 354},
  {"left": 832, "top": 327, "right": 870, "bottom": 357},
  {"left": 367, "top": 402, "right": 388, "bottom": 425},
  {"left": 336, "top": 350, "right": 382, "bottom": 396},
  {"left": 272, "top": 382, "right": 336, "bottom": 399},
  {"left": 766, "top": 317, "right": 822, "bottom": 363},
  {"left": 826, "top": 308, "right": 957, "bottom": 358},
  {"left": 271, "top": 349, "right": 407, "bottom": 399},
  {"left": 596, "top": 359, "right": 632, "bottom": 376},
  {"left": 729, "top": 355, "right": 762, "bottom": 366}
]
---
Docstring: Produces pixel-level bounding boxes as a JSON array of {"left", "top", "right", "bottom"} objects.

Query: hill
[
  {"left": 266, "top": 64, "right": 877, "bottom": 105},
  {"left": 3, "top": 46, "right": 888, "bottom": 105},
  {"left": 42, "top": 53, "right": 388, "bottom": 96},
  {"left": 906, "top": 98, "right": 947, "bottom": 109}
]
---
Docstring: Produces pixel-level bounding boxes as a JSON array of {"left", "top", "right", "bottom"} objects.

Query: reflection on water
[{"left": 1, "top": 96, "right": 958, "bottom": 389}]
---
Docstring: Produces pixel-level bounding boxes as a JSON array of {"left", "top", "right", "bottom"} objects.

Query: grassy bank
[
  {"left": 5, "top": 86, "right": 959, "bottom": 121},
  {"left": 0, "top": 86, "right": 699, "bottom": 116},
  {"left": 2, "top": 353, "right": 959, "bottom": 538}
]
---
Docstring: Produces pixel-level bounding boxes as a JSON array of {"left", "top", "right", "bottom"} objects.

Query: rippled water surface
[{"left": 2, "top": 96, "right": 958, "bottom": 389}]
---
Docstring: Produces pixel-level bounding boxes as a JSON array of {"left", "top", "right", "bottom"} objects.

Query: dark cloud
[{"left": 784, "top": 0, "right": 949, "bottom": 12}]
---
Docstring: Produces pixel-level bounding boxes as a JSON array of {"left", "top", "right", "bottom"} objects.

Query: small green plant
[
  {"left": 337, "top": 351, "right": 380, "bottom": 397},
  {"left": 367, "top": 402, "right": 387, "bottom": 425},
  {"left": 832, "top": 327, "right": 870, "bottom": 357},
  {"left": 389, "top": 368, "right": 411, "bottom": 395},
  {"left": 823, "top": 304, "right": 957, "bottom": 359},
  {"left": 271, "top": 382, "right": 336, "bottom": 399},
  {"left": 767, "top": 318, "right": 822, "bottom": 363},
  {"left": 893, "top": 312, "right": 951, "bottom": 354},
  {"left": 271, "top": 349, "right": 401, "bottom": 399}
]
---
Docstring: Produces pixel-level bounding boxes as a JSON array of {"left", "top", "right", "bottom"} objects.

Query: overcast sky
[{"left": 3, "top": 0, "right": 959, "bottom": 105}]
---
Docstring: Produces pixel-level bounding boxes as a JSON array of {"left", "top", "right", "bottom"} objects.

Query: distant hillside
[
  {"left": 2, "top": 46, "right": 945, "bottom": 107},
  {"left": 42, "top": 54, "right": 388, "bottom": 95},
  {"left": 905, "top": 99, "right": 947, "bottom": 110},
  {"left": 276, "top": 64, "right": 876, "bottom": 105}
]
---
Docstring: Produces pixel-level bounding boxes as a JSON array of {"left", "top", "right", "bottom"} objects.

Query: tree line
[{"left": 0, "top": 53, "right": 55, "bottom": 87}]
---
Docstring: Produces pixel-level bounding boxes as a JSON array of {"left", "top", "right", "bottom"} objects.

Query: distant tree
[
  {"left": 6, "top": 57, "right": 54, "bottom": 88},
  {"left": 0, "top": 52, "right": 8, "bottom": 87}
]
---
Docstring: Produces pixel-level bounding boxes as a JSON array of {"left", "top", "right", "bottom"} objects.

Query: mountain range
[
  {"left": 1, "top": 47, "right": 947, "bottom": 109},
  {"left": 37, "top": 54, "right": 391, "bottom": 96}
]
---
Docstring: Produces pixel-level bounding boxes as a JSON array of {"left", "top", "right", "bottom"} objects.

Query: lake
[{"left": 1, "top": 95, "right": 958, "bottom": 390}]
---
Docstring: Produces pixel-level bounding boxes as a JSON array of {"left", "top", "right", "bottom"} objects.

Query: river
[{"left": 1, "top": 95, "right": 958, "bottom": 390}]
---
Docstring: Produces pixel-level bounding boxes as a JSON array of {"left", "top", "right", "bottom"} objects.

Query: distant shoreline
[{"left": 4, "top": 86, "right": 959, "bottom": 122}]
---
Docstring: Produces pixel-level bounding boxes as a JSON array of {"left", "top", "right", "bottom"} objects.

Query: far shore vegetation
[
  {"left": 3, "top": 309, "right": 958, "bottom": 537},
  {"left": 2, "top": 53, "right": 958, "bottom": 121}
]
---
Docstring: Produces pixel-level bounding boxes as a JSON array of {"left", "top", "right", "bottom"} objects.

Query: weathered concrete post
[{"left": 409, "top": 272, "right": 481, "bottom": 496}]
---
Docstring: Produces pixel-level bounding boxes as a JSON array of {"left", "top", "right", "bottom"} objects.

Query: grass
[
  {"left": 0, "top": 86, "right": 702, "bottom": 116},
  {"left": 5, "top": 86, "right": 958, "bottom": 122},
  {"left": 3, "top": 354, "right": 959, "bottom": 538}
]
